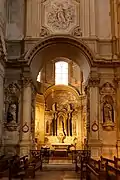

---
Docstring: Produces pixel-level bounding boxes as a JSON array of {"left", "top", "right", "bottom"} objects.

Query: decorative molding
[
  {"left": 88, "top": 77, "right": 100, "bottom": 87},
  {"left": 91, "top": 121, "right": 99, "bottom": 132},
  {"left": 41, "top": 0, "right": 80, "bottom": 35},
  {"left": 72, "top": 26, "right": 82, "bottom": 37},
  {"left": 5, "top": 82, "right": 20, "bottom": 97},
  {"left": 22, "top": 122, "right": 29, "bottom": 133},
  {"left": 39, "top": 27, "right": 50, "bottom": 37},
  {"left": 5, "top": 122, "right": 18, "bottom": 131},
  {"left": 22, "top": 77, "right": 32, "bottom": 88},
  {"left": 100, "top": 82, "right": 116, "bottom": 95}
]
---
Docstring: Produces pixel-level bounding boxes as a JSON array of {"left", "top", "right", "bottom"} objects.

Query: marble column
[
  {"left": 87, "top": 71, "right": 102, "bottom": 159},
  {"left": 0, "top": 63, "right": 4, "bottom": 155},
  {"left": 20, "top": 79, "right": 32, "bottom": 156}
]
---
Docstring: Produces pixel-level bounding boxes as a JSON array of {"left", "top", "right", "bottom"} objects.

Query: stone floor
[
  {"left": 1, "top": 164, "right": 80, "bottom": 180},
  {"left": 1, "top": 170, "right": 80, "bottom": 180},
  {"left": 1, "top": 156, "right": 81, "bottom": 180},
  {"left": 34, "top": 170, "right": 80, "bottom": 180}
]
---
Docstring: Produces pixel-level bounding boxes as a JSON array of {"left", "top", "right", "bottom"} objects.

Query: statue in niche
[
  {"left": 7, "top": 102, "right": 18, "bottom": 124},
  {"left": 103, "top": 101, "right": 114, "bottom": 123}
]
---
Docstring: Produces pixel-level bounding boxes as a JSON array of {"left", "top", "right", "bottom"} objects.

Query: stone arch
[{"left": 24, "top": 35, "right": 95, "bottom": 82}]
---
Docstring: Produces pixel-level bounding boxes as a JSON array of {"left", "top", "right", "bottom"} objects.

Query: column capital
[
  {"left": 85, "top": 70, "right": 100, "bottom": 88},
  {"left": 21, "top": 76, "right": 33, "bottom": 88},
  {"left": 88, "top": 77, "right": 100, "bottom": 87}
]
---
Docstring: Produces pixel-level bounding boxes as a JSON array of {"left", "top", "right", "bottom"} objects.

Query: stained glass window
[{"left": 55, "top": 61, "right": 68, "bottom": 85}]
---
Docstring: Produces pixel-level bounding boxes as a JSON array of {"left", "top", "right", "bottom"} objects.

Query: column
[
  {"left": 20, "top": 79, "right": 32, "bottom": 156},
  {"left": 0, "top": 63, "right": 4, "bottom": 155},
  {"left": 76, "top": 97, "right": 82, "bottom": 150},
  {"left": 87, "top": 71, "right": 102, "bottom": 159},
  {"left": 35, "top": 94, "right": 45, "bottom": 145}
]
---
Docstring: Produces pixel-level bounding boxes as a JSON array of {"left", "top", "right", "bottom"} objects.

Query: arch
[
  {"left": 44, "top": 84, "right": 80, "bottom": 100},
  {"left": 25, "top": 35, "right": 95, "bottom": 66},
  {"left": 24, "top": 35, "right": 95, "bottom": 82}
]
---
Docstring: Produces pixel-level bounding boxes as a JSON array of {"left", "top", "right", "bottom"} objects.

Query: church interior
[{"left": 0, "top": 0, "right": 120, "bottom": 179}]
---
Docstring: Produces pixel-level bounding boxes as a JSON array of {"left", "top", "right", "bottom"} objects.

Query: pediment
[{"left": 100, "top": 82, "right": 115, "bottom": 94}]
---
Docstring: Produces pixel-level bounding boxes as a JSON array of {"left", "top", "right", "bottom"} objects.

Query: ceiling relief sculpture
[{"left": 41, "top": 0, "right": 80, "bottom": 35}]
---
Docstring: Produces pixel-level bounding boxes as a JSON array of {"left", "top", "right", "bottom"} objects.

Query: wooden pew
[
  {"left": 0, "top": 155, "right": 16, "bottom": 177},
  {"left": 87, "top": 156, "right": 120, "bottom": 180},
  {"left": 27, "top": 150, "right": 42, "bottom": 178},
  {"left": 100, "top": 156, "right": 120, "bottom": 180},
  {"left": 0, "top": 155, "right": 28, "bottom": 179},
  {"left": 75, "top": 150, "right": 90, "bottom": 172},
  {"left": 86, "top": 158, "right": 105, "bottom": 180},
  {"left": 0, "top": 155, "right": 5, "bottom": 160},
  {"left": 114, "top": 156, "right": 120, "bottom": 169}
]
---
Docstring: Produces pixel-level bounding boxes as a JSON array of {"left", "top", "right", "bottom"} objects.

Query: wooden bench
[
  {"left": 27, "top": 150, "right": 42, "bottom": 178},
  {"left": 86, "top": 156, "right": 120, "bottom": 180},
  {"left": 86, "top": 158, "right": 105, "bottom": 180},
  {"left": 0, "top": 155, "right": 16, "bottom": 178},
  {"left": 0, "top": 155, "right": 28, "bottom": 179},
  {"left": 75, "top": 150, "right": 90, "bottom": 172},
  {"left": 100, "top": 156, "right": 120, "bottom": 180}
]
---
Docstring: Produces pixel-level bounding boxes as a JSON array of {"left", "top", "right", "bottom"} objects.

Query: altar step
[
  {"left": 49, "top": 159, "right": 73, "bottom": 164},
  {"left": 43, "top": 163, "right": 76, "bottom": 171}
]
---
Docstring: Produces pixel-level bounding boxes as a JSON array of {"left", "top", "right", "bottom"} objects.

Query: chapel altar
[{"left": 35, "top": 85, "right": 87, "bottom": 150}]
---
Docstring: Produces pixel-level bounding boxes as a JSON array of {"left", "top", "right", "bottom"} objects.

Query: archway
[
  {"left": 25, "top": 35, "right": 95, "bottom": 82},
  {"left": 24, "top": 35, "right": 94, "bottom": 151}
]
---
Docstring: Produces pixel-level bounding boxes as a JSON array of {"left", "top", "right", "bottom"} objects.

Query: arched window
[
  {"left": 37, "top": 72, "right": 41, "bottom": 82},
  {"left": 55, "top": 61, "right": 68, "bottom": 85}
]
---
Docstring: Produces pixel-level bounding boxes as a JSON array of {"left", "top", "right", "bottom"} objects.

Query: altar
[{"left": 52, "top": 143, "right": 71, "bottom": 151}]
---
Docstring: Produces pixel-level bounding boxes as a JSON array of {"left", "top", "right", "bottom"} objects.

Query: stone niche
[
  {"left": 100, "top": 82, "right": 116, "bottom": 131},
  {"left": 4, "top": 82, "right": 21, "bottom": 155}
]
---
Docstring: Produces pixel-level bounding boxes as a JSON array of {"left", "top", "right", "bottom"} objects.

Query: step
[{"left": 43, "top": 164, "right": 76, "bottom": 171}]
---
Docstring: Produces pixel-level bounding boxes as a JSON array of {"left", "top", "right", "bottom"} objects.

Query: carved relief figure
[
  {"left": 47, "top": 1, "right": 75, "bottom": 30},
  {"left": 103, "top": 101, "right": 114, "bottom": 123}
]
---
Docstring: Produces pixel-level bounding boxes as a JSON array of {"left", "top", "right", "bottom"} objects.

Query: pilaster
[
  {"left": 20, "top": 76, "right": 32, "bottom": 156},
  {"left": 85, "top": 70, "right": 102, "bottom": 159}
]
